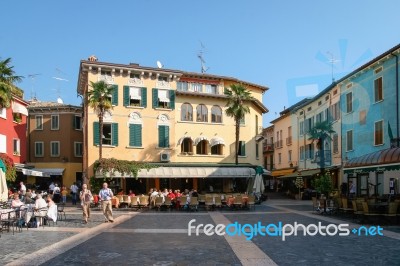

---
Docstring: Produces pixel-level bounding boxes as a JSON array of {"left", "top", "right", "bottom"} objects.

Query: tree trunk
[
  {"left": 99, "top": 114, "right": 103, "bottom": 160},
  {"left": 235, "top": 118, "right": 240, "bottom": 165},
  {"left": 319, "top": 136, "right": 326, "bottom": 212}
]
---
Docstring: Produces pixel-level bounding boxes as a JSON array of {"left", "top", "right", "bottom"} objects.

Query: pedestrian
[
  {"left": 98, "top": 182, "right": 114, "bottom": 223},
  {"left": 61, "top": 186, "right": 68, "bottom": 204},
  {"left": 70, "top": 182, "right": 79, "bottom": 205},
  {"left": 80, "top": 184, "right": 92, "bottom": 224},
  {"left": 53, "top": 184, "right": 61, "bottom": 203},
  {"left": 19, "top": 181, "right": 26, "bottom": 200},
  {"left": 349, "top": 181, "right": 356, "bottom": 198}
]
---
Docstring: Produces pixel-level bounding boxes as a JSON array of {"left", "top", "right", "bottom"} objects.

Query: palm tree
[
  {"left": 225, "top": 84, "right": 256, "bottom": 165},
  {"left": 0, "top": 57, "right": 22, "bottom": 108},
  {"left": 87, "top": 81, "right": 115, "bottom": 160},
  {"left": 307, "top": 120, "right": 335, "bottom": 174}
]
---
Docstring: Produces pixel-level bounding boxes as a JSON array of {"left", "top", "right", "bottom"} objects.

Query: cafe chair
[{"left": 57, "top": 203, "right": 66, "bottom": 221}]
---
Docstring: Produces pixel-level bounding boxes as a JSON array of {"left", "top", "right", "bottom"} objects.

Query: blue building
[{"left": 340, "top": 44, "right": 400, "bottom": 197}]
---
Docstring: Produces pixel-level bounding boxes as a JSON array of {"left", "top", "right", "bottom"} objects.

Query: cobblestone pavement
[{"left": 0, "top": 200, "right": 399, "bottom": 265}]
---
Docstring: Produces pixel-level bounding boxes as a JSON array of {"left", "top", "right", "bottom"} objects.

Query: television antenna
[
  {"left": 52, "top": 68, "right": 69, "bottom": 103},
  {"left": 27, "top": 73, "right": 41, "bottom": 100},
  {"left": 327, "top": 51, "right": 340, "bottom": 83},
  {"left": 198, "top": 41, "right": 209, "bottom": 73}
]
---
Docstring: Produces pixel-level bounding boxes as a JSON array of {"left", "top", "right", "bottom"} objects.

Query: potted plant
[
  {"left": 294, "top": 177, "right": 304, "bottom": 200},
  {"left": 312, "top": 172, "right": 333, "bottom": 213}
]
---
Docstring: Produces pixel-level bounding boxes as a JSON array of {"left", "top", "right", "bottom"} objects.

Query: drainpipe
[{"left": 391, "top": 52, "right": 399, "bottom": 147}]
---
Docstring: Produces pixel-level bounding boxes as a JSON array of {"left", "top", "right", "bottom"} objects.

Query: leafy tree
[
  {"left": 0, "top": 57, "right": 22, "bottom": 108},
  {"left": 87, "top": 81, "right": 115, "bottom": 160},
  {"left": 225, "top": 84, "right": 255, "bottom": 164}
]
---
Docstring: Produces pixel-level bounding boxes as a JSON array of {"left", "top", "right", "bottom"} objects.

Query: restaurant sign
[{"left": 344, "top": 164, "right": 400, "bottom": 174}]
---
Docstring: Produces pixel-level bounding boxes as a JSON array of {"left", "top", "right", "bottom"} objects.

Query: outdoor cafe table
[{"left": 227, "top": 196, "right": 249, "bottom": 206}]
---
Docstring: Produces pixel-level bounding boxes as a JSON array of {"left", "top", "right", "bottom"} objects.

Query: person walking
[
  {"left": 98, "top": 182, "right": 114, "bottom": 223},
  {"left": 70, "top": 182, "right": 79, "bottom": 205},
  {"left": 80, "top": 184, "right": 92, "bottom": 224}
]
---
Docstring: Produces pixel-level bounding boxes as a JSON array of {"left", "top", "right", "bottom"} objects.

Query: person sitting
[
  {"left": 128, "top": 190, "right": 135, "bottom": 196},
  {"left": 117, "top": 189, "right": 124, "bottom": 195},
  {"left": 46, "top": 195, "right": 57, "bottom": 223},
  {"left": 34, "top": 194, "right": 47, "bottom": 210},
  {"left": 167, "top": 189, "right": 176, "bottom": 200},
  {"left": 191, "top": 189, "right": 199, "bottom": 198},
  {"left": 11, "top": 193, "right": 24, "bottom": 209}
]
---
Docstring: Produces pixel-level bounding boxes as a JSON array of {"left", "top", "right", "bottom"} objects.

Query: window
[
  {"left": 374, "top": 77, "right": 383, "bottom": 102},
  {"left": 196, "top": 140, "right": 208, "bottom": 155},
  {"left": 211, "top": 105, "right": 222, "bottom": 123},
  {"left": 0, "top": 108, "right": 6, "bottom": 119},
  {"left": 158, "top": 125, "right": 170, "bottom": 148},
  {"left": 35, "top": 115, "right": 43, "bottom": 130},
  {"left": 300, "top": 121, "right": 304, "bottom": 135},
  {"left": 307, "top": 107, "right": 312, "bottom": 111},
  {"left": 346, "top": 92, "right": 353, "bottom": 113},
  {"left": 300, "top": 146, "right": 305, "bottom": 161},
  {"left": 374, "top": 66, "right": 383, "bottom": 74},
  {"left": 305, "top": 117, "right": 314, "bottom": 133},
  {"left": 333, "top": 134, "right": 338, "bottom": 153},
  {"left": 101, "top": 70, "right": 111, "bottom": 77},
  {"left": 35, "top": 142, "right": 44, "bottom": 157},
  {"left": 238, "top": 141, "right": 246, "bottom": 156},
  {"left": 124, "top": 86, "right": 147, "bottom": 108},
  {"left": 330, "top": 102, "right": 340, "bottom": 121},
  {"left": 51, "top": 115, "right": 59, "bottom": 130},
  {"left": 93, "top": 122, "right": 119, "bottom": 146},
  {"left": 13, "top": 113, "right": 22, "bottom": 123},
  {"left": 287, "top": 126, "right": 292, "bottom": 145},
  {"left": 181, "top": 103, "right": 193, "bottom": 121},
  {"left": 288, "top": 150, "right": 292, "bottom": 162},
  {"left": 211, "top": 144, "right": 223, "bottom": 155},
  {"left": 129, "top": 124, "right": 142, "bottom": 147},
  {"left": 205, "top": 84, "right": 217, "bottom": 94},
  {"left": 278, "top": 153, "right": 282, "bottom": 164},
  {"left": 50, "top": 141, "right": 60, "bottom": 157},
  {"left": 192, "top": 83, "right": 202, "bottom": 92},
  {"left": 181, "top": 138, "right": 193, "bottom": 153},
  {"left": 13, "top": 139, "right": 20, "bottom": 155},
  {"left": 256, "top": 143, "right": 259, "bottom": 159},
  {"left": 316, "top": 112, "right": 323, "bottom": 123},
  {"left": 196, "top": 104, "right": 208, "bottom": 122},
  {"left": 346, "top": 130, "right": 353, "bottom": 151},
  {"left": 74, "top": 116, "right": 82, "bottom": 130},
  {"left": 177, "top": 81, "right": 189, "bottom": 91},
  {"left": 152, "top": 88, "right": 175, "bottom": 109},
  {"left": 158, "top": 76, "right": 168, "bottom": 82},
  {"left": 0, "top": 134, "right": 6, "bottom": 153},
  {"left": 130, "top": 73, "right": 140, "bottom": 79},
  {"left": 306, "top": 144, "right": 314, "bottom": 159},
  {"left": 346, "top": 83, "right": 353, "bottom": 89},
  {"left": 74, "top": 142, "right": 83, "bottom": 157},
  {"left": 374, "top": 120, "right": 383, "bottom": 145},
  {"left": 240, "top": 116, "right": 245, "bottom": 125}
]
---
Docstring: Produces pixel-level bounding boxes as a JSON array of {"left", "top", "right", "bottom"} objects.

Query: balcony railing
[
  {"left": 286, "top": 136, "right": 292, "bottom": 145},
  {"left": 263, "top": 143, "right": 274, "bottom": 153},
  {"left": 313, "top": 150, "right": 332, "bottom": 166},
  {"left": 275, "top": 140, "right": 283, "bottom": 149}
]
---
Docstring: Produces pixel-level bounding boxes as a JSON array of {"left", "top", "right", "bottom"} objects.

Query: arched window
[
  {"left": 181, "top": 103, "right": 193, "bottom": 121},
  {"left": 211, "top": 105, "right": 222, "bottom": 123},
  {"left": 211, "top": 144, "right": 223, "bottom": 155},
  {"left": 181, "top": 138, "right": 193, "bottom": 153},
  {"left": 196, "top": 104, "right": 208, "bottom": 122},
  {"left": 196, "top": 140, "right": 208, "bottom": 155}
]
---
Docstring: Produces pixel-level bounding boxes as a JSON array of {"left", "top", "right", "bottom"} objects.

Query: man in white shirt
[
  {"left": 98, "top": 183, "right": 114, "bottom": 223},
  {"left": 20, "top": 181, "right": 26, "bottom": 197},
  {"left": 70, "top": 182, "right": 79, "bottom": 205}
]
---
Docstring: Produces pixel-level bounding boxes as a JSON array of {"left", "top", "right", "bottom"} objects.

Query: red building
[{"left": 0, "top": 95, "right": 29, "bottom": 165}]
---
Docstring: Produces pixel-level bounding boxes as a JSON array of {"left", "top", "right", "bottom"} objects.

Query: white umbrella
[
  {"left": 253, "top": 166, "right": 265, "bottom": 194},
  {"left": 0, "top": 168, "right": 8, "bottom": 201}
]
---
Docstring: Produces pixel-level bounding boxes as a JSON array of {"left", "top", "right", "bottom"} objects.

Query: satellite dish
[
  {"left": 57, "top": 97, "right": 64, "bottom": 104},
  {"left": 156, "top": 61, "right": 163, "bottom": 68}
]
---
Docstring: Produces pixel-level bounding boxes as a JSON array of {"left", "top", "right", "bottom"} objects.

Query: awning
[
  {"left": 96, "top": 167, "right": 256, "bottom": 178},
  {"left": 210, "top": 137, "right": 225, "bottom": 147},
  {"left": 16, "top": 166, "right": 50, "bottom": 177},
  {"left": 271, "top": 168, "right": 296, "bottom": 177},
  {"left": 12, "top": 102, "right": 28, "bottom": 116},
  {"left": 344, "top": 147, "right": 400, "bottom": 174},
  {"left": 177, "top": 136, "right": 194, "bottom": 146},
  {"left": 255, "top": 135, "right": 264, "bottom": 142},
  {"left": 278, "top": 169, "right": 320, "bottom": 179},
  {"left": 34, "top": 168, "right": 65, "bottom": 176},
  {"left": 194, "top": 136, "right": 208, "bottom": 145}
]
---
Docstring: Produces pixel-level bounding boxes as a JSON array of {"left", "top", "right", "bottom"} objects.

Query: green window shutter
[
  {"left": 152, "top": 88, "right": 158, "bottom": 109},
  {"left": 123, "top": 86, "right": 130, "bottom": 107},
  {"left": 112, "top": 123, "right": 118, "bottom": 146},
  {"left": 141, "top": 87, "right": 147, "bottom": 108},
  {"left": 93, "top": 122, "right": 100, "bottom": 146},
  {"left": 129, "top": 124, "right": 142, "bottom": 147},
  {"left": 169, "top": 90, "right": 175, "bottom": 110},
  {"left": 112, "top": 85, "right": 118, "bottom": 105},
  {"left": 158, "top": 125, "right": 169, "bottom": 147}
]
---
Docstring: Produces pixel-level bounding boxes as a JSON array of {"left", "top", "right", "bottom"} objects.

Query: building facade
[
  {"left": 77, "top": 58, "right": 268, "bottom": 193},
  {"left": 26, "top": 101, "right": 83, "bottom": 189}
]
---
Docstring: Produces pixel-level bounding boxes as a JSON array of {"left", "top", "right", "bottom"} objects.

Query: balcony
[
  {"left": 286, "top": 136, "right": 292, "bottom": 146},
  {"left": 313, "top": 150, "right": 332, "bottom": 166},
  {"left": 263, "top": 143, "right": 274, "bottom": 153},
  {"left": 275, "top": 140, "right": 283, "bottom": 149}
]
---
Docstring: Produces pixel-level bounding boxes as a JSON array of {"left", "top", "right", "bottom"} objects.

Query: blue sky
[{"left": 2, "top": 0, "right": 400, "bottom": 126}]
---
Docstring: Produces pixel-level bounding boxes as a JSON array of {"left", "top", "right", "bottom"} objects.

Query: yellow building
[{"left": 77, "top": 57, "right": 268, "bottom": 193}]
